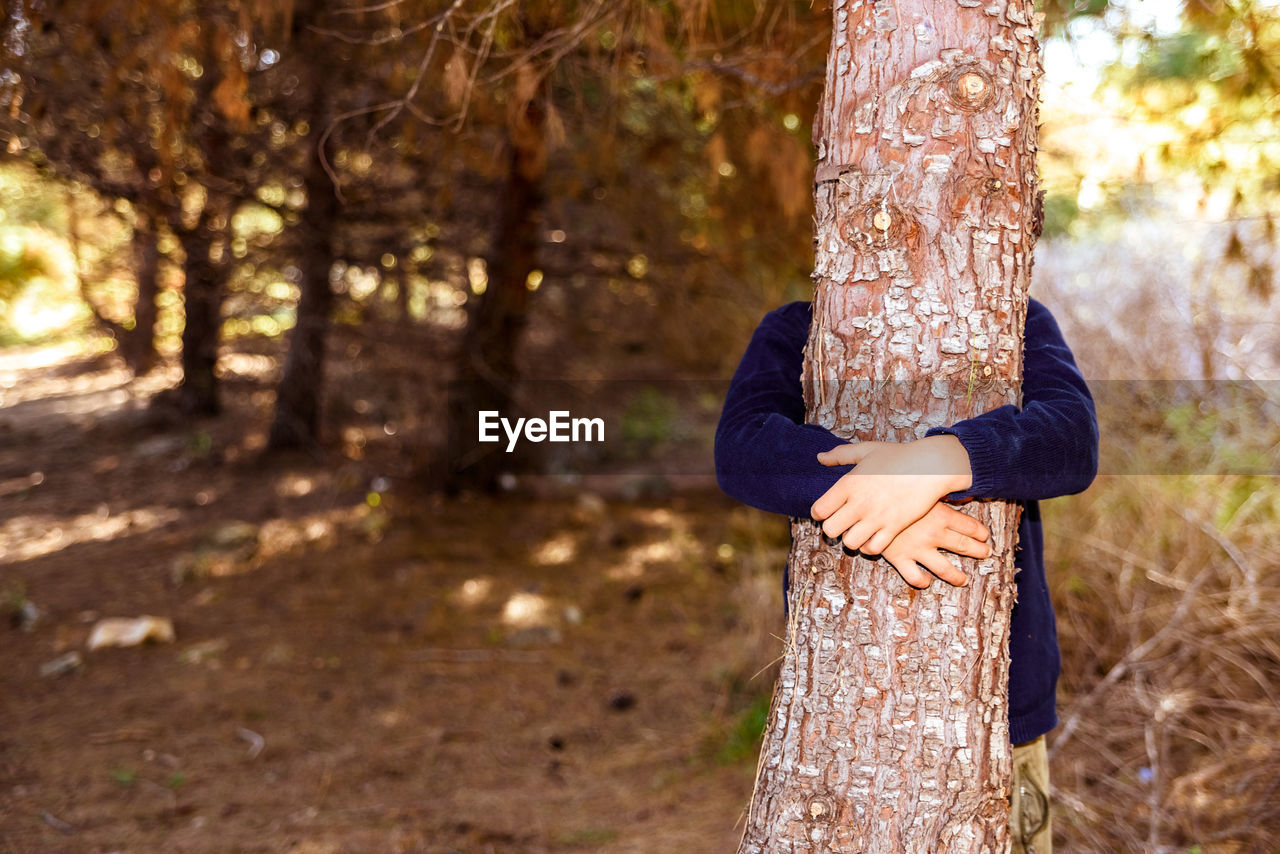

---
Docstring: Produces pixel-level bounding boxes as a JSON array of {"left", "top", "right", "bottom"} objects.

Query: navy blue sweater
[{"left": 714, "top": 298, "right": 1099, "bottom": 744}]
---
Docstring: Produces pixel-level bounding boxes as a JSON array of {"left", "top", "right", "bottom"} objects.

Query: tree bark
[{"left": 739, "top": 2, "right": 1044, "bottom": 851}]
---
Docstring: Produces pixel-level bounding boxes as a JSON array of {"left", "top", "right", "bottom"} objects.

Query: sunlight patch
[
  {"left": 533, "top": 532, "right": 576, "bottom": 566},
  {"left": 275, "top": 473, "right": 315, "bottom": 497},
  {"left": 455, "top": 576, "right": 493, "bottom": 607},
  {"left": 220, "top": 352, "right": 276, "bottom": 379},
  {"left": 501, "top": 591, "right": 551, "bottom": 628},
  {"left": 0, "top": 506, "right": 181, "bottom": 562}
]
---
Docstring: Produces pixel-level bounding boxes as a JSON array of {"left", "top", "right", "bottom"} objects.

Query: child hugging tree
[{"left": 715, "top": 296, "right": 1099, "bottom": 854}]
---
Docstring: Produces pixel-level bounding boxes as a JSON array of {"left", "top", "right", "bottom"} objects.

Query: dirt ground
[{"left": 0, "top": 340, "right": 788, "bottom": 853}]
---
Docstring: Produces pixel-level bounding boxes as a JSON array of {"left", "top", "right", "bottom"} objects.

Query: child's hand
[
  {"left": 811, "top": 436, "right": 973, "bottom": 555},
  {"left": 878, "top": 503, "right": 990, "bottom": 588}
]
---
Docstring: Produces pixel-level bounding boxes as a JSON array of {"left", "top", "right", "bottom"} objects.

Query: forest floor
[{"left": 0, "top": 337, "right": 791, "bottom": 854}]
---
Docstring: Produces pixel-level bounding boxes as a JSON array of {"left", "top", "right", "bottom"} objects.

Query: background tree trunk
[
  {"left": 267, "top": 1, "right": 340, "bottom": 452},
  {"left": 176, "top": 212, "right": 225, "bottom": 416},
  {"left": 172, "top": 11, "right": 235, "bottom": 418},
  {"left": 267, "top": 130, "right": 338, "bottom": 450},
  {"left": 739, "top": 1, "right": 1045, "bottom": 851},
  {"left": 66, "top": 193, "right": 158, "bottom": 375},
  {"left": 267, "top": 115, "right": 338, "bottom": 449},
  {"left": 121, "top": 209, "right": 161, "bottom": 374},
  {"left": 443, "top": 71, "right": 547, "bottom": 491}
]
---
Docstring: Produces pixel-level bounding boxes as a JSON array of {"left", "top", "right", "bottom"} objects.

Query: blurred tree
[
  {"left": 1038, "top": 0, "right": 1278, "bottom": 231},
  {"left": 1108, "top": 0, "right": 1279, "bottom": 214},
  {"left": 0, "top": 226, "right": 52, "bottom": 302},
  {"left": 0, "top": 0, "right": 1080, "bottom": 474},
  {"left": 1, "top": 0, "right": 845, "bottom": 463},
  {"left": 2, "top": 0, "right": 430, "bottom": 427},
  {"left": 357, "top": 0, "right": 834, "bottom": 490},
  {"left": 62, "top": 189, "right": 160, "bottom": 373},
  {"left": 0, "top": 0, "right": 269, "bottom": 411},
  {"left": 126, "top": 209, "right": 163, "bottom": 373},
  {"left": 1039, "top": 0, "right": 1110, "bottom": 32},
  {"left": 1, "top": 3, "right": 178, "bottom": 372},
  {"left": 444, "top": 8, "right": 554, "bottom": 492},
  {"left": 172, "top": 4, "right": 241, "bottom": 414},
  {"left": 265, "top": 0, "right": 343, "bottom": 450},
  {"left": 737, "top": 1, "right": 1043, "bottom": 849}
]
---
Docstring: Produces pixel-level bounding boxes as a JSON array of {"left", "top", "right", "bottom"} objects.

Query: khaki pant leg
[{"left": 1010, "top": 735, "right": 1052, "bottom": 854}]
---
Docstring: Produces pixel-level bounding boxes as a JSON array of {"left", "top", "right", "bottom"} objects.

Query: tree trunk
[
  {"left": 267, "top": 123, "right": 338, "bottom": 450},
  {"left": 443, "top": 73, "right": 547, "bottom": 491},
  {"left": 394, "top": 266, "right": 411, "bottom": 325},
  {"left": 121, "top": 209, "right": 161, "bottom": 374},
  {"left": 173, "top": 13, "right": 234, "bottom": 418},
  {"left": 267, "top": 2, "right": 340, "bottom": 452},
  {"left": 66, "top": 191, "right": 158, "bottom": 375},
  {"left": 739, "top": 2, "right": 1044, "bottom": 851},
  {"left": 176, "top": 215, "right": 224, "bottom": 416}
]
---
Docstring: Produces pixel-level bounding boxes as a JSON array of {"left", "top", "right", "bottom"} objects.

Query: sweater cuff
[
  {"left": 1009, "top": 698, "right": 1058, "bottom": 746},
  {"left": 926, "top": 423, "right": 999, "bottom": 501}
]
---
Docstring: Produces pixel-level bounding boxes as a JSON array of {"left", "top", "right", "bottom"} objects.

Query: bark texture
[{"left": 739, "top": 2, "right": 1044, "bottom": 851}]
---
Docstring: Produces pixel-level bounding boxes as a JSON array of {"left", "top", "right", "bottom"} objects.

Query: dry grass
[
  {"left": 1035, "top": 219, "right": 1280, "bottom": 851},
  {"left": 1047, "top": 475, "right": 1279, "bottom": 852}
]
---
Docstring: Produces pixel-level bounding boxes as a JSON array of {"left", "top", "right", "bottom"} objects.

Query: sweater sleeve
[
  {"left": 714, "top": 302, "right": 851, "bottom": 518},
  {"left": 925, "top": 298, "right": 1100, "bottom": 501}
]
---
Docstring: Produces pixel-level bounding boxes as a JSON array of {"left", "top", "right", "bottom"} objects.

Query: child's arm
[
  {"left": 714, "top": 302, "right": 991, "bottom": 587},
  {"left": 812, "top": 298, "right": 1099, "bottom": 553},
  {"left": 925, "top": 298, "right": 1099, "bottom": 502},
  {"left": 713, "top": 301, "right": 853, "bottom": 518}
]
